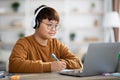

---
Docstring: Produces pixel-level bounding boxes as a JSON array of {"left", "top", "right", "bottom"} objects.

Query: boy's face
[{"left": 35, "top": 19, "right": 58, "bottom": 40}]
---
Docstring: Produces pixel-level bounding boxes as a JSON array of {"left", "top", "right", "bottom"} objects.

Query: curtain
[{"left": 113, "top": 0, "right": 119, "bottom": 42}]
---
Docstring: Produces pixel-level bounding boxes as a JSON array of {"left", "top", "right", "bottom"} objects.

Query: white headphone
[{"left": 32, "top": 5, "right": 47, "bottom": 29}]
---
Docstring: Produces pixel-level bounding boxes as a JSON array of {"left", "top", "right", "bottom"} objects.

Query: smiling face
[{"left": 34, "top": 19, "right": 58, "bottom": 40}]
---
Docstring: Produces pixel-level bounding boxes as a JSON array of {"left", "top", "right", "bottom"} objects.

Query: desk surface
[{"left": 0, "top": 72, "right": 120, "bottom": 80}]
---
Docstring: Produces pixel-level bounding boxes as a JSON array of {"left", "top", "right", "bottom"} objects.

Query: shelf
[
  {"left": 70, "top": 40, "right": 102, "bottom": 44},
  {"left": 69, "top": 11, "right": 104, "bottom": 16},
  {"left": 0, "top": 12, "right": 25, "bottom": 16},
  {"left": 0, "top": 27, "right": 25, "bottom": 31},
  {"left": 65, "top": 25, "right": 103, "bottom": 29}
]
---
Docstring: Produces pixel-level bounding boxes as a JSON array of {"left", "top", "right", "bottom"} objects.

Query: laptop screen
[{"left": 81, "top": 42, "right": 120, "bottom": 76}]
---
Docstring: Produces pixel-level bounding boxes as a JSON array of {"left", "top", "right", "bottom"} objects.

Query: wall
[{"left": 0, "top": 0, "right": 107, "bottom": 71}]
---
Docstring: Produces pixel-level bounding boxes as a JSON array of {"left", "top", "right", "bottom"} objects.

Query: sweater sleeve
[
  {"left": 9, "top": 38, "right": 51, "bottom": 73},
  {"left": 55, "top": 39, "right": 83, "bottom": 70}
]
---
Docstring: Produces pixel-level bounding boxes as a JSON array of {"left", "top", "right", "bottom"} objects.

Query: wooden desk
[{"left": 0, "top": 72, "right": 120, "bottom": 80}]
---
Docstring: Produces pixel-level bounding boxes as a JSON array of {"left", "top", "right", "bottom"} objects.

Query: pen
[{"left": 51, "top": 53, "right": 59, "bottom": 61}]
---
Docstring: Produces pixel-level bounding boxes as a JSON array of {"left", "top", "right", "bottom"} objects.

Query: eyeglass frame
[{"left": 41, "top": 21, "right": 60, "bottom": 30}]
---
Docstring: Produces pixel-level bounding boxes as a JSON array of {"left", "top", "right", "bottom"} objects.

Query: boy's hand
[{"left": 51, "top": 61, "right": 66, "bottom": 72}]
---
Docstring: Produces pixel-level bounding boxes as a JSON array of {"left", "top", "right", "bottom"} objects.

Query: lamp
[{"left": 103, "top": 11, "right": 120, "bottom": 42}]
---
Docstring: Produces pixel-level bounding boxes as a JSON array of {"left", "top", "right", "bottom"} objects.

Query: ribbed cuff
[{"left": 43, "top": 62, "right": 51, "bottom": 72}]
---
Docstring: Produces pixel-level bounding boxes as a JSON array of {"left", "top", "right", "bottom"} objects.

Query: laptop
[{"left": 59, "top": 42, "right": 120, "bottom": 77}]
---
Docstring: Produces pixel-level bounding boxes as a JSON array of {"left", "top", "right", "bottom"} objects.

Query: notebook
[{"left": 59, "top": 42, "right": 120, "bottom": 77}]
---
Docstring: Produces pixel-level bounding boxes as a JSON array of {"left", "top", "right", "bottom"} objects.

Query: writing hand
[{"left": 51, "top": 61, "right": 66, "bottom": 72}]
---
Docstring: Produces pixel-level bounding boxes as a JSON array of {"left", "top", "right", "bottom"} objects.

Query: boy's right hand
[{"left": 51, "top": 61, "right": 66, "bottom": 72}]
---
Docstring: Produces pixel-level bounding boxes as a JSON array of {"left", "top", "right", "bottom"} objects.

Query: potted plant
[
  {"left": 90, "top": 2, "right": 96, "bottom": 12},
  {"left": 18, "top": 32, "right": 25, "bottom": 38},
  {"left": 70, "top": 33, "right": 76, "bottom": 41},
  {"left": 91, "top": 3, "right": 95, "bottom": 8},
  {"left": 11, "top": 2, "right": 20, "bottom": 12}
]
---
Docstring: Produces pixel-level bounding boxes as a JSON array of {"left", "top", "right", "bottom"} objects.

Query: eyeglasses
[{"left": 41, "top": 22, "right": 60, "bottom": 30}]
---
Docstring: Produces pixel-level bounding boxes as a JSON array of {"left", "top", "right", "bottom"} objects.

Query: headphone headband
[{"left": 32, "top": 5, "right": 47, "bottom": 28}]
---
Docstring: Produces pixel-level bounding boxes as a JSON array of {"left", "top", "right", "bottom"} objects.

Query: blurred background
[{"left": 0, "top": 0, "right": 120, "bottom": 71}]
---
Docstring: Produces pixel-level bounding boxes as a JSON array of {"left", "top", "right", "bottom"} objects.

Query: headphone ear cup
[
  {"left": 36, "top": 20, "right": 39, "bottom": 28},
  {"left": 34, "top": 19, "right": 40, "bottom": 29}
]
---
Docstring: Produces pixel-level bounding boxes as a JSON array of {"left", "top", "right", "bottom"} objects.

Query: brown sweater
[{"left": 9, "top": 35, "right": 83, "bottom": 73}]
